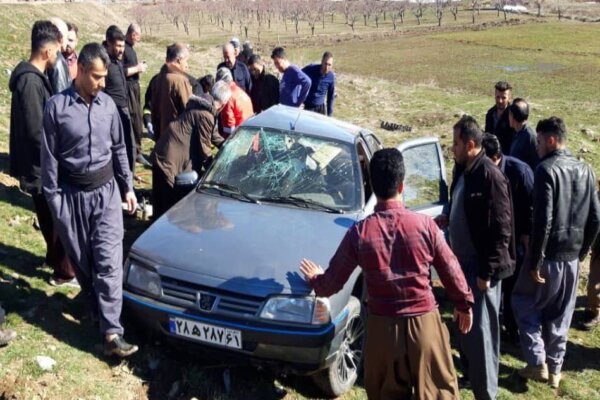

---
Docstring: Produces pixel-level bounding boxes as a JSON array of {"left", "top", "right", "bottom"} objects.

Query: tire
[{"left": 313, "top": 296, "right": 365, "bottom": 398}]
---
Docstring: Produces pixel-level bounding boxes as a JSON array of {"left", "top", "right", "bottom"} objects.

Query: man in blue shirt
[
  {"left": 302, "top": 51, "right": 335, "bottom": 116},
  {"left": 271, "top": 47, "right": 311, "bottom": 108}
]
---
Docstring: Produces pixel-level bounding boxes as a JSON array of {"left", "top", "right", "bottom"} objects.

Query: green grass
[{"left": 1, "top": 3, "right": 600, "bottom": 399}]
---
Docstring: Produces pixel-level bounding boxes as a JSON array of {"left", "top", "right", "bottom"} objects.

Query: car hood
[{"left": 130, "top": 192, "right": 360, "bottom": 297}]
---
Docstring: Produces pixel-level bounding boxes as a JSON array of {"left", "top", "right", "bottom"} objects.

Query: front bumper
[{"left": 123, "top": 291, "right": 349, "bottom": 373}]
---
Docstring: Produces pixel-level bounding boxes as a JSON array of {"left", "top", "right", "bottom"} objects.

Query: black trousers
[
  {"left": 127, "top": 81, "right": 143, "bottom": 154},
  {"left": 117, "top": 106, "right": 136, "bottom": 175},
  {"left": 304, "top": 103, "right": 326, "bottom": 115},
  {"left": 31, "top": 193, "right": 75, "bottom": 280},
  {"left": 152, "top": 165, "right": 180, "bottom": 219}
]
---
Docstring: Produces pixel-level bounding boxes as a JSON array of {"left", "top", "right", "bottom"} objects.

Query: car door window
[{"left": 399, "top": 141, "right": 447, "bottom": 210}]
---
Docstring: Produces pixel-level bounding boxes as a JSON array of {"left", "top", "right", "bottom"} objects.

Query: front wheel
[{"left": 313, "top": 296, "right": 365, "bottom": 398}]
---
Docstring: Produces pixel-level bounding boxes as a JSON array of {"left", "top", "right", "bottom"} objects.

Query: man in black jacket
[
  {"left": 104, "top": 26, "right": 136, "bottom": 174},
  {"left": 483, "top": 133, "right": 534, "bottom": 344},
  {"left": 217, "top": 42, "right": 251, "bottom": 94},
  {"left": 437, "top": 115, "right": 515, "bottom": 400},
  {"left": 247, "top": 54, "right": 279, "bottom": 113},
  {"left": 123, "top": 23, "right": 150, "bottom": 167},
  {"left": 9, "top": 20, "right": 76, "bottom": 287},
  {"left": 485, "top": 81, "right": 514, "bottom": 154},
  {"left": 512, "top": 117, "right": 600, "bottom": 388}
]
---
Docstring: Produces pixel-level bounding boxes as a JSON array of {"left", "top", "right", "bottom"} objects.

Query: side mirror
[{"left": 174, "top": 170, "right": 199, "bottom": 189}]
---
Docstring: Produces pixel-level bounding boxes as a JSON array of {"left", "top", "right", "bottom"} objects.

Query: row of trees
[{"left": 129, "top": 0, "right": 570, "bottom": 41}]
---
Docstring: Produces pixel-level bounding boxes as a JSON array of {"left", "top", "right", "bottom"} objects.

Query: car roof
[{"left": 240, "top": 105, "right": 372, "bottom": 144}]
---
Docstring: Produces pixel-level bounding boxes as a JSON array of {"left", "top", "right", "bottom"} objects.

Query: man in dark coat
[
  {"left": 151, "top": 81, "right": 231, "bottom": 218},
  {"left": 437, "top": 115, "right": 515, "bottom": 400},
  {"left": 247, "top": 54, "right": 279, "bottom": 113},
  {"left": 104, "top": 26, "right": 136, "bottom": 174},
  {"left": 508, "top": 98, "right": 539, "bottom": 170},
  {"left": 217, "top": 42, "right": 251, "bottom": 94},
  {"left": 9, "top": 20, "right": 76, "bottom": 286},
  {"left": 482, "top": 133, "right": 534, "bottom": 344},
  {"left": 485, "top": 81, "right": 514, "bottom": 154},
  {"left": 123, "top": 23, "right": 150, "bottom": 167}
]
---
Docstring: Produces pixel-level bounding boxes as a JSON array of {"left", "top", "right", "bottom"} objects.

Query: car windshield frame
[{"left": 199, "top": 126, "right": 364, "bottom": 213}]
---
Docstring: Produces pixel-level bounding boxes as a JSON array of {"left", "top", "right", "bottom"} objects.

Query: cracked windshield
[{"left": 204, "top": 127, "right": 361, "bottom": 212}]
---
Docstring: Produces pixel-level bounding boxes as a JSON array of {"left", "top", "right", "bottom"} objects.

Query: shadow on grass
[
  {"left": 0, "top": 153, "right": 34, "bottom": 214},
  {"left": 0, "top": 257, "right": 106, "bottom": 363}
]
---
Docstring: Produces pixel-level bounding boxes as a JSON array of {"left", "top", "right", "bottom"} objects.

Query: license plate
[{"left": 169, "top": 316, "right": 242, "bottom": 349}]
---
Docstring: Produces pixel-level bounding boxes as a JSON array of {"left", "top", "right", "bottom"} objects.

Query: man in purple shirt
[
  {"left": 300, "top": 148, "right": 474, "bottom": 399},
  {"left": 41, "top": 43, "right": 138, "bottom": 358},
  {"left": 271, "top": 47, "right": 311, "bottom": 108}
]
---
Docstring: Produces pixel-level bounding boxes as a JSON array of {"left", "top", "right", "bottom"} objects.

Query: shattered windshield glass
[{"left": 203, "top": 127, "right": 362, "bottom": 212}]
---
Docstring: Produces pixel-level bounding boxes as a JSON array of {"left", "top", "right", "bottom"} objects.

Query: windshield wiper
[
  {"left": 258, "top": 195, "right": 343, "bottom": 214},
  {"left": 198, "top": 180, "right": 259, "bottom": 204}
]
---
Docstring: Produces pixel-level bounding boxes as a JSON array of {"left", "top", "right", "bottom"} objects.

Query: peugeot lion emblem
[{"left": 197, "top": 292, "right": 217, "bottom": 312}]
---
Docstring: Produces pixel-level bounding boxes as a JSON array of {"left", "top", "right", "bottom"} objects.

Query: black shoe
[
  {"left": 458, "top": 375, "right": 471, "bottom": 389},
  {"left": 582, "top": 311, "right": 600, "bottom": 331},
  {"left": 136, "top": 154, "right": 152, "bottom": 167},
  {"left": 104, "top": 335, "right": 139, "bottom": 357}
]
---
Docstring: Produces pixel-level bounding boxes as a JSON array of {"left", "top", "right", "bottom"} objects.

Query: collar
[
  {"left": 541, "top": 148, "right": 570, "bottom": 162},
  {"left": 68, "top": 83, "right": 102, "bottom": 106},
  {"left": 465, "top": 148, "right": 485, "bottom": 173},
  {"left": 374, "top": 200, "right": 405, "bottom": 212}
]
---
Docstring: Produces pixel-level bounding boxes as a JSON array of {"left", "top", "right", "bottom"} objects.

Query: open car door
[
  {"left": 396, "top": 137, "right": 449, "bottom": 216},
  {"left": 364, "top": 137, "right": 449, "bottom": 216}
]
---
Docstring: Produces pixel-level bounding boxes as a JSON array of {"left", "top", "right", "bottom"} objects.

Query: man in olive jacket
[{"left": 437, "top": 115, "right": 515, "bottom": 400}]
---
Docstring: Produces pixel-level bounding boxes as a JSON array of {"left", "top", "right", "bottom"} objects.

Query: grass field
[{"left": 0, "top": 2, "right": 599, "bottom": 399}]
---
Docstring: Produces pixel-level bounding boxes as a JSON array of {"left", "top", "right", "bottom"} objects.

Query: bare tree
[
  {"left": 535, "top": 0, "right": 544, "bottom": 17},
  {"left": 494, "top": 0, "right": 508, "bottom": 21},
  {"left": 471, "top": 0, "right": 479, "bottom": 24},
  {"left": 436, "top": 0, "right": 446, "bottom": 27},
  {"left": 553, "top": 0, "right": 569, "bottom": 20},
  {"left": 413, "top": 0, "right": 425, "bottom": 25},
  {"left": 362, "top": 0, "right": 377, "bottom": 26},
  {"left": 288, "top": 0, "right": 302, "bottom": 35},
  {"left": 450, "top": 1, "right": 460, "bottom": 21},
  {"left": 344, "top": 0, "right": 359, "bottom": 31},
  {"left": 305, "top": 0, "right": 322, "bottom": 36}
]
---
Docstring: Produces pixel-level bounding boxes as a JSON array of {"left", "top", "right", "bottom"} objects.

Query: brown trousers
[
  {"left": 31, "top": 193, "right": 75, "bottom": 280},
  {"left": 364, "top": 309, "right": 460, "bottom": 400},
  {"left": 587, "top": 251, "right": 600, "bottom": 314}
]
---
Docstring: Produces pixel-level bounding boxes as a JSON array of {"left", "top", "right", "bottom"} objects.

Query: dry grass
[{"left": 0, "top": 2, "right": 599, "bottom": 400}]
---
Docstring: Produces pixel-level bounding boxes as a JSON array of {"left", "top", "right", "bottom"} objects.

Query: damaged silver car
[{"left": 123, "top": 105, "right": 448, "bottom": 397}]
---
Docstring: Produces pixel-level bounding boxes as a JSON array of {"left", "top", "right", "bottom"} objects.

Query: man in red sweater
[
  {"left": 300, "top": 148, "right": 474, "bottom": 399},
  {"left": 216, "top": 67, "right": 254, "bottom": 139}
]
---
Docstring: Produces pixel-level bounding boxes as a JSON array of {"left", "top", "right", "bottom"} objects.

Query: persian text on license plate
[{"left": 169, "top": 316, "right": 242, "bottom": 349}]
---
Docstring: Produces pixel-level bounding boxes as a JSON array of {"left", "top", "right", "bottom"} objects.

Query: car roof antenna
[{"left": 290, "top": 112, "right": 301, "bottom": 131}]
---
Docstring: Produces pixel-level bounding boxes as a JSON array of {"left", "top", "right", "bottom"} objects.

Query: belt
[{"left": 59, "top": 159, "right": 114, "bottom": 191}]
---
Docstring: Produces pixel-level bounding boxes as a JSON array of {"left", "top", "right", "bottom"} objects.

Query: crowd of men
[{"left": 2, "top": 17, "right": 600, "bottom": 400}]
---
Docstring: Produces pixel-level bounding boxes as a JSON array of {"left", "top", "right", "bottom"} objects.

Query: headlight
[
  {"left": 126, "top": 262, "right": 162, "bottom": 298},
  {"left": 260, "top": 296, "right": 331, "bottom": 325}
]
